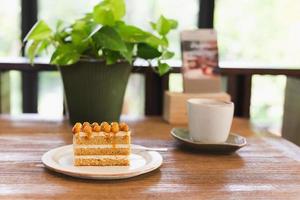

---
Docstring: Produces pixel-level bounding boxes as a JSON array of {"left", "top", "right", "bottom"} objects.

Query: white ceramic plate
[{"left": 42, "top": 144, "right": 163, "bottom": 180}]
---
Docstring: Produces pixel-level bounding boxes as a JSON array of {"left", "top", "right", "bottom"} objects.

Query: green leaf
[
  {"left": 25, "top": 40, "right": 50, "bottom": 63},
  {"left": 115, "top": 21, "right": 167, "bottom": 48},
  {"left": 169, "top": 19, "right": 178, "bottom": 29},
  {"left": 93, "top": 4, "right": 115, "bottom": 26},
  {"left": 56, "top": 20, "right": 64, "bottom": 32},
  {"left": 83, "top": 13, "right": 93, "bottom": 21},
  {"left": 103, "top": 49, "right": 122, "bottom": 65},
  {"left": 109, "top": 0, "right": 126, "bottom": 20},
  {"left": 161, "top": 36, "right": 169, "bottom": 47},
  {"left": 93, "top": 0, "right": 126, "bottom": 26},
  {"left": 154, "top": 15, "right": 178, "bottom": 36},
  {"left": 115, "top": 22, "right": 149, "bottom": 43},
  {"left": 157, "top": 62, "right": 170, "bottom": 76},
  {"left": 150, "top": 22, "right": 156, "bottom": 30},
  {"left": 93, "top": 26, "right": 127, "bottom": 52},
  {"left": 24, "top": 20, "right": 52, "bottom": 41},
  {"left": 54, "top": 30, "right": 69, "bottom": 44},
  {"left": 71, "top": 20, "right": 95, "bottom": 50},
  {"left": 161, "top": 51, "right": 174, "bottom": 60},
  {"left": 144, "top": 35, "right": 166, "bottom": 48},
  {"left": 71, "top": 31, "right": 89, "bottom": 52},
  {"left": 88, "top": 24, "right": 101, "bottom": 38},
  {"left": 71, "top": 31, "right": 86, "bottom": 45},
  {"left": 120, "top": 43, "right": 134, "bottom": 63},
  {"left": 53, "top": 21, "right": 69, "bottom": 44},
  {"left": 50, "top": 44, "right": 80, "bottom": 65},
  {"left": 25, "top": 40, "right": 39, "bottom": 63},
  {"left": 73, "top": 20, "right": 87, "bottom": 31},
  {"left": 137, "top": 43, "right": 161, "bottom": 59},
  {"left": 37, "top": 40, "right": 50, "bottom": 54}
]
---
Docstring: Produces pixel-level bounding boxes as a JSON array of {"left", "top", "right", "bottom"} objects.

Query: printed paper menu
[{"left": 181, "top": 29, "right": 219, "bottom": 79}]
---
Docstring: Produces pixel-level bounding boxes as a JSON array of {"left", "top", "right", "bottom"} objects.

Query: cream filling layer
[
  {"left": 74, "top": 155, "right": 129, "bottom": 159},
  {"left": 74, "top": 144, "right": 130, "bottom": 149}
]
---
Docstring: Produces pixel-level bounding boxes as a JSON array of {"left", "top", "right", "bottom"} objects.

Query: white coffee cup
[{"left": 187, "top": 98, "right": 234, "bottom": 143}]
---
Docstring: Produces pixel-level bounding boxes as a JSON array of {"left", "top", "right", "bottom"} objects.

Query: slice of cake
[{"left": 72, "top": 121, "right": 131, "bottom": 166}]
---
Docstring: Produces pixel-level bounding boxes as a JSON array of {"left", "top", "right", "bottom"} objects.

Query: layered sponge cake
[{"left": 72, "top": 122, "right": 131, "bottom": 166}]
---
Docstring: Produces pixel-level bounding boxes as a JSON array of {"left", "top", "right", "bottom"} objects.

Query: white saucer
[{"left": 42, "top": 144, "right": 163, "bottom": 180}]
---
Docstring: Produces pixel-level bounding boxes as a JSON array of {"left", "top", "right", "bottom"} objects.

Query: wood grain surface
[{"left": 0, "top": 114, "right": 300, "bottom": 199}]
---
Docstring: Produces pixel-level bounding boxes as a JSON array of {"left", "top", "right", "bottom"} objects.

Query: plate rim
[
  {"left": 42, "top": 144, "right": 163, "bottom": 180},
  {"left": 170, "top": 127, "right": 247, "bottom": 147}
]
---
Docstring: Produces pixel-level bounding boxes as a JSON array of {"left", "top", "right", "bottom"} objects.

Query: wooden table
[{"left": 1, "top": 115, "right": 300, "bottom": 199}]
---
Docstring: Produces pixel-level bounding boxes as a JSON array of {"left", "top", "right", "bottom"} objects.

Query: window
[
  {"left": 214, "top": 0, "right": 300, "bottom": 132},
  {"left": 215, "top": 0, "right": 300, "bottom": 65},
  {"left": 0, "top": 0, "right": 22, "bottom": 114},
  {"left": 38, "top": 72, "right": 64, "bottom": 116},
  {"left": 0, "top": 0, "right": 21, "bottom": 56}
]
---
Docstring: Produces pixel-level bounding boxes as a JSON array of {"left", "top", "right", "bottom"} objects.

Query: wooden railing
[
  {"left": 1, "top": 57, "right": 300, "bottom": 117},
  {"left": 219, "top": 65, "right": 300, "bottom": 117}
]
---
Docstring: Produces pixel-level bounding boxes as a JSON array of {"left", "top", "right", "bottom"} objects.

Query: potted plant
[{"left": 24, "top": 0, "right": 177, "bottom": 124}]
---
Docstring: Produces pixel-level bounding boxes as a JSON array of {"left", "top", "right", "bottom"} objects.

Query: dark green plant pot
[{"left": 59, "top": 60, "right": 132, "bottom": 124}]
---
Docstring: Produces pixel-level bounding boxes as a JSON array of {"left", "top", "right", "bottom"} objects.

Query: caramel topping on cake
[
  {"left": 72, "top": 122, "right": 82, "bottom": 134},
  {"left": 111, "top": 122, "right": 120, "bottom": 133},
  {"left": 91, "top": 122, "right": 101, "bottom": 132},
  {"left": 102, "top": 124, "right": 111, "bottom": 133},
  {"left": 82, "top": 124, "right": 92, "bottom": 138},
  {"left": 72, "top": 121, "right": 130, "bottom": 135},
  {"left": 93, "top": 124, "right": 101, "bottom": 132},
  {"left": 119, "top": 122, "right": 129, "bottom": 132},
  {"left": 82, "top": 122, "right": 90, "bottom": 128},
  {"left": 91, "top": 122, "right": 99, "bottom": 127},
  {"left": 82, "top": 125, "right": 92, "bottom": 133},
  {"left": 100, "top": 122, "right": 109, "bottom": 130}
]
